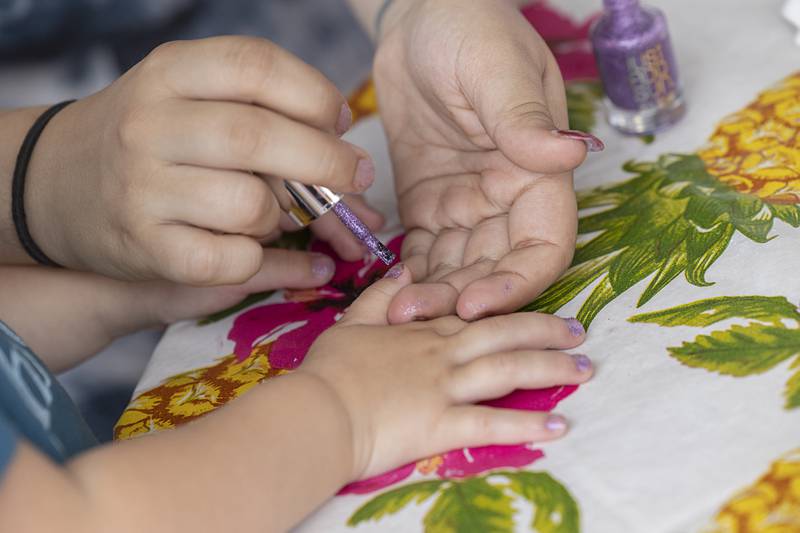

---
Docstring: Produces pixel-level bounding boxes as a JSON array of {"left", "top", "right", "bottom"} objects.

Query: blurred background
[{"left": 0, "top": 0, "right": 374, "bottom": 441}]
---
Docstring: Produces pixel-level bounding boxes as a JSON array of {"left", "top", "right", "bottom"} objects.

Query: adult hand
[
  {"left": 25, "top": 36, "right": 382, "bottom": 285},
  {"left": 374, "top": 0, "right": 603, "bottom": 322}
]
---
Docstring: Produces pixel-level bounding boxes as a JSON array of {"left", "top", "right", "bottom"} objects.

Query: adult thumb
[{"left": 470, "top": 48, "right": 602, "bottom": 174}]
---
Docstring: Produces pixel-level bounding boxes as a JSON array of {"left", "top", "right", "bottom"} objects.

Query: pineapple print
[
  {"left": 700, "top": 77, "right": 800, "bottom": 205},
  {"left": 709, "top": 448, "right": 800, "bottom": 533},
  {"left": 114, "top": 345, "right": 284, "bottom": 440},
  {"left": 527, "top": 72, "right": 800, "bottom": 326}
]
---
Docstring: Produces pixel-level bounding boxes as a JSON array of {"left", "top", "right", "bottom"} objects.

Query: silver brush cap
[{"left": 282, "top": 180, "right": 341, "bottom": 227}]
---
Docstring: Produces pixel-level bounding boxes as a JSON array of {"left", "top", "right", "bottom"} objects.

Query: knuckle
[
  {"left": 116, "top": 107, "right": 149, "bottom": 151},
  {"left": 225, "top": 37, "right": 278, "bottom": 96},
  {"left": 472, "top": 410, "right": 498, "bottom": 439},
  {"left": 225, "top": 115, "right": 268, "bottom": 162},
  {"left": 313, "top": 142, "right": 349, "bottom": 186},
  {"left": 179, "top": 241, "right": 222, "bottom": 285},
  {"left": 492, "top": 351, "right": 519, "bottom": 377},
  {"left": 228, "top": 180, "right": 274, "bottom": 231}
]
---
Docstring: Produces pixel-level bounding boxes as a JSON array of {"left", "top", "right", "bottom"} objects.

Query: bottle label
[{"left": 598, "top": 38, "right": 680, "bottom": 110}]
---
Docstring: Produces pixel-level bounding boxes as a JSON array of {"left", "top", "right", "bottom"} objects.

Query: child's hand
[
  {"left": 299, "top": 263, "right": 592, "bottom": 480},
  {"left": 25, "top": 36, "right": 380, "bottom": 285}
]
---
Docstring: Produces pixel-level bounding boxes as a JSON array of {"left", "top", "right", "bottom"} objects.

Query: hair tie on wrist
[{"left": 11, "top": 99, "right": 75, "bottom": 268}]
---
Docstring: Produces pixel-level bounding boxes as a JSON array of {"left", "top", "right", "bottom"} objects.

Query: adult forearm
[{"left": 63, "top": 373, "right": 352, "bottom": 533}]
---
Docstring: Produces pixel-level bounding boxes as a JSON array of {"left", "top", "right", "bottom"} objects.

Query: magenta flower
[
  {"left": 521, "top": 1, "right": 600, "bottom": 81},
  {"left": 339, "top": 385, "right": 577, "bottom": 495},
  {"left": 228, "top": 236, "right": 403, "bottom": 366}
]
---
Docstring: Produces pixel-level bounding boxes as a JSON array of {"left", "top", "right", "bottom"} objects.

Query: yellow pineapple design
[
  {"left": 699, "top": 75, "right": 800, "bottom": 205},
  {"left": 710, "top": 448, "right": 800, "bottom": 532}
]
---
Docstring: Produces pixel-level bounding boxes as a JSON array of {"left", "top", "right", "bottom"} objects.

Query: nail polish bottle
[{"left": 590, "top": 0, "right": 686, "bottom": 135}]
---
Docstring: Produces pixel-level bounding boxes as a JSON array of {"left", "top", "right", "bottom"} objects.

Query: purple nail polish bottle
[{"left": 590, "top": 0, "right": 686, "bottom": 135}]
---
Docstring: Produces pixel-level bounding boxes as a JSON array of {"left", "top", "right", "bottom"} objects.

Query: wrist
[
  {"left": 292, "top": 369, "right": 365, "bottom": 482},
  {"left": 23, "top": 101, "right": 85, "bottom": 269},
  {"left": 375, "top": 0, "right": 423, "bottom": 42}
]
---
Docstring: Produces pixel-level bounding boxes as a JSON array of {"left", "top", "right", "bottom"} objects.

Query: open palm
[{"left": 375, "top": 0, "right": 602, "bottom": 322}]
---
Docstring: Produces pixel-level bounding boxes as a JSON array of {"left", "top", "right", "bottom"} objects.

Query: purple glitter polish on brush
[
  {"left": 333, "top": 202, "right": 396, "bottom": 265},
  {"left": 280, "top": 180, "right": 396, "bottom": 265},
  {"left": 590, "top": 0, "right": 686, "bottom": 135}
]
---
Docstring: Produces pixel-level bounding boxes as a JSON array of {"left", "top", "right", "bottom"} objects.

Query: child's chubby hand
[
  {"left": 296, "top": 263, "right": 592, "bottom": 481},
  {"left": 25, "top": 36, "right": 382, "bottom": 285}
]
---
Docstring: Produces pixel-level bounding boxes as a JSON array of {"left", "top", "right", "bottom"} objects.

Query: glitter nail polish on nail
[
  {"left": 311, "top": 255, "right": 334, "bottom": 279},
  {"left": 571, "top": 353, "right": 592, "bottom": 373},
  {"left": 353, "top": 158, "right": 375, "bottom": 190},
  {"left": 552, "top": 129, "right": 605, "bottom": 152},
  {"left": 545, "top": 414, "right": 567, "bottom": 432},
  {"left": 384, "top": 263, "right": 404, "bottom": 279},
  {"left": 335, "top": 103, "right": 353, "bottom": 136},
  {"left": 565, "top": 317, "right": 585, "bottom": 337}
]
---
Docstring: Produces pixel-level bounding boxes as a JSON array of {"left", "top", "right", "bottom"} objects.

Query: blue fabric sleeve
[{"left": 0, "top": 410, "right": 18, "bottom": 483}]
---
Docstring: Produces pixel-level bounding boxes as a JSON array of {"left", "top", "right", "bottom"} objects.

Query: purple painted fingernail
[
  {"left": 335, "top": 103, "right": 352, "bottom": 136},
  {"left": 552, "top": 129, "right": 605, "bottom": 152},
  {"left": 353, "top": 157, "right": 375, "bottom": 191},
  {"left": 311, "top": 254, "right": 335, "bottom": 279},
  {"left": 564, "top": 317, "right": 585, "bottom": 337},
  {"left": 571, "top": 353, "right": 592, "bottom": 373},
  {"left": 383, "top": 263, "right": 404, "bottom": 279},
  {"left": 545, "top": 414, "right": 568, "bottom": 432}
]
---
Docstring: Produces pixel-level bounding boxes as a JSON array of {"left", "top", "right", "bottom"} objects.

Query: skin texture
[
  {"left": 0, "top": 265, "right": 591, "bottom": 533},
  {"left": 1, "top": 37, "right": 383, "bottom": 282},
  {"left": 351, "top": 0, "right": 591, "bottom": 323}
]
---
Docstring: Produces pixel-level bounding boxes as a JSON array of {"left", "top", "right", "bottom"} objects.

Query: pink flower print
[
  {"left": 228, "top": 235, "right": 403, "bottom": 365},
  {"left": 339, "top": 385, "right": 576, "bottom": 495}
]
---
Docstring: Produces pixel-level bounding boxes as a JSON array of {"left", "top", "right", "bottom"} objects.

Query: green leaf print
[
  {"left": 631, "top": 296, "right": 800, "bottom": 410},
  {"left": 668, "top": 323, "right": 800, "bottom": 377},
  {"left": 423, "top": 477, "right": 514, "bottom": 533},
  {"left": 504, "top": 471, "right": 580, "bottom": 533},
  {"left": 629, "top": 296, "right": 800, "bottom": 328},
  {"left": 348, "top": 480, "right": 445, "bottom": 526},
  {"left": 528, "top": 153, "right": 795, "bottom": 326}
]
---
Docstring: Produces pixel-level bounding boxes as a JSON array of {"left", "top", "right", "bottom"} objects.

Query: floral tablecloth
[{"left": 115, "top": 1, "right": 800, "bottom": 531}]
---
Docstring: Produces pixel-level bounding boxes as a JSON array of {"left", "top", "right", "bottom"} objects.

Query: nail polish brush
[{"left": 281, "top": 180, "right": 396, "bottom": 265}]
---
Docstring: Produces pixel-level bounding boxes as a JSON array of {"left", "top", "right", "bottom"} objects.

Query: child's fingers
[
  {"left": 150, "top": 36, "right": 351, "bottom": 135},
  {"left": 435, "top": 405, "right": 568, "bottom": 450},
  {"left": 339, "top": 263, "right": 411, "bottom": 326},
  {"left": 449, "top": 313, "right": 585, "bottom": 363},
  {"left": 446, "top": 350, "right": 593, "bottom": 404},
  {"left": 238, "top": 249, "right": 336, "bottom": 292}
]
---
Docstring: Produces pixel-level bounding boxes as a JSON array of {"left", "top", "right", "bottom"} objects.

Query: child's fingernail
[
  {"left": 571, "top": 353, "right": 592, "bottom": 373},
  {"left": 353, "top": 157, "right": 375, "bottom": 190},
  {"left": 335, "top": 103, "right": 352, "bottom": 136},
  {"left": 564, "top": 317, "right": 585, "bottom": 337},
  {"left": 545, "top": 414, "right": 568, "bottom": 432},
  {"left": 383, "top": 263, "right": 404, "bottom": 279},
  {"left": 311, "top": 254, "right": 335, "bottom": 279},
  {"left": 552, "top": 129, "right": 605, "bottom": 152}
]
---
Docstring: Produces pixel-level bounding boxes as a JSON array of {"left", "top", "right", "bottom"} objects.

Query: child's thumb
[{"left": 340, "top": 263, "right": 410, "bottom": 326}]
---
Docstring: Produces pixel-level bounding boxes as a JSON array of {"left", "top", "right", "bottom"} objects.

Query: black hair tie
[{"left": 12, "top": 100, "right": 75, "bottom": 267}]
